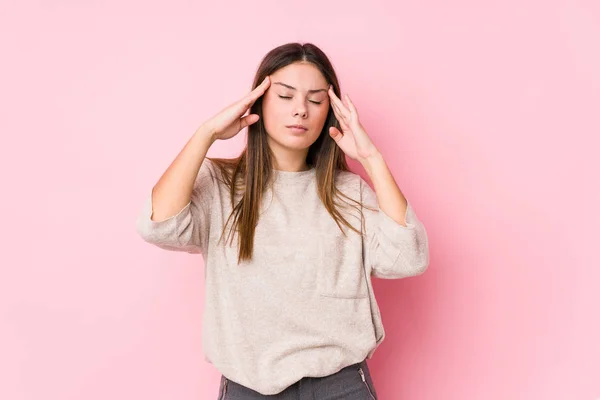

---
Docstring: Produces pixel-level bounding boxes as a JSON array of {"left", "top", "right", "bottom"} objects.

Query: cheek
[
  {"left": 261, "top": 99, "right": 288, "bottom": 135},
  {"left": 263, "top": 96, "right": 284, "bottom": 118},
  {"left": 312, "top": 106, "right": 330, "bottom": 126}
]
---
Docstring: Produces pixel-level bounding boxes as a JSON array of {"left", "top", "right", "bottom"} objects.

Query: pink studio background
[{"left": 1, "top": 1, "right": 598, "bottom": 399}]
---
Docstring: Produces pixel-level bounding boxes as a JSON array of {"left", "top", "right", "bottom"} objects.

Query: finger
[
  {"left": 248, "top": 76, "right": 271, "bottom": 102},
  {"left": 342, "top": 94, "right": 350, "bottom": 109},
  {"left": 330, "top": 100, "right": 342, "bottom": 119},
  {"left": 344, "top": 94, "right": 358, "bottom": 117},
  {"left": 330, "top": 101, "right": 350, "bottom": 132},
  {"left": 239, "top": 113, "right": 260, "bottom": 130},
  {"left": 331, "top": 100, "right": 349, "bottom": 126},
  {"left": 329, "top": 92, "right": 344, "bottom": 117},
  {"left": 340, "top": 95, "right": 354, "bottom": 122},
  {"left": 328, "top": 86, "right": 353, "bottom": 128},
  {"left": 241, "top": 76, "right": 271, "bottom": 109},
  {"left": 328, "top": 86, "right": 350, "bottom": 118},
  {"left": 331, "top": 105, "right": 347, "bottom": 129},
  {"left": 327, "top": 85, "right": 346, "bottom": 110},
  {"left": 329, "top": 126, "right": 343, "bottom": 142}
]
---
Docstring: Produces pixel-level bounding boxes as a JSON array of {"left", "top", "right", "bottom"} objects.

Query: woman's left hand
[{"left": 328, "top": 86, "right": 380, "bottom": 162}]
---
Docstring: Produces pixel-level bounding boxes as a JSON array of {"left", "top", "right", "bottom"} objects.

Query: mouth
[{"left": 286, "top": 125, "right": 308, "bottom": 132}]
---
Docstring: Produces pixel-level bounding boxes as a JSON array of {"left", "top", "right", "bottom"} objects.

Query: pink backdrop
[{"left": 1, "top": 0, "right": 598, "bottom": 399}]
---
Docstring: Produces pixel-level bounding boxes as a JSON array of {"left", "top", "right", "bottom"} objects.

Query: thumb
[
  {"left": 240, "top": 114, "right": 260, "bottom": 130},
  {"left": 329, "top": 126, "right": 343, "bottom": 142}
]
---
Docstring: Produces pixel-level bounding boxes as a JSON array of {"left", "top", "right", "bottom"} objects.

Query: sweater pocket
[{"left": 316, "top": 233, "right": 369, "bottom": 299}]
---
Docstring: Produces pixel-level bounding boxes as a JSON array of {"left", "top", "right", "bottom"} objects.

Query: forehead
[{"left": 270, "top": 62, "right": 327, "bottom": 90}]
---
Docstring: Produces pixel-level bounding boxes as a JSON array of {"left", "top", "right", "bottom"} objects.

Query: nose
[{"left": 293, "top": 100, "right": 308, "bottom": 119}]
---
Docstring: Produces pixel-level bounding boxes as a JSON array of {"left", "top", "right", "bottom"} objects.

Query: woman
[{"left": 136, "top": 42, "right": 429, "bottom": 399}]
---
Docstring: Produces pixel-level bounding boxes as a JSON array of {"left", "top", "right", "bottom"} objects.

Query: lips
[{"left": 286, "top": 124, "right": 308, "bottom": 130}]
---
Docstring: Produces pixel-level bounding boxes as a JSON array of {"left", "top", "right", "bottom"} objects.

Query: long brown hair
[{"left": 209, "top": 42, "right": 366, "bottom": 264}]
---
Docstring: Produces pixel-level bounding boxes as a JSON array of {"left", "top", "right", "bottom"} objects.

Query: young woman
[{"left": 136, "top": 42, "right": 429, "bottom": 399}]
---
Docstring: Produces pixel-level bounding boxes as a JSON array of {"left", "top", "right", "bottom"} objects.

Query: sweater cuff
[
  {"left": 376, "top": 201, "right": 421, "bottom": 242},
  {"left": 136, "top": 192, "right": 192, "bottom": 241}
]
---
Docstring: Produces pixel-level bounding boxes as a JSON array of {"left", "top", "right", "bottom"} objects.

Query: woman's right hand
[{"left": 201, "top": 76, "right": 271, "bottom": 141}]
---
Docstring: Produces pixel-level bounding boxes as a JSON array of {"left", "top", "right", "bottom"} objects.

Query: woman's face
[{"left": 261, "top": 62, "right": 330, "bottom": 155}]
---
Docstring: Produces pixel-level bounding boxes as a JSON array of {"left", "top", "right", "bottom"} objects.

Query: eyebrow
[{"left": 273, "top": 81, "right": 327, "bottom": 94}]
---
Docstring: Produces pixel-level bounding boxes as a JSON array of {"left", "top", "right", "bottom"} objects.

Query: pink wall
[{"left": 1, "top": 1, "right": 598, "bottom": 399}]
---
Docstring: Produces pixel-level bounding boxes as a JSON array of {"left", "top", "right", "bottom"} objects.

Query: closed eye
[{"left": 278, "top": 95, "right": 322, "bottom": 105}]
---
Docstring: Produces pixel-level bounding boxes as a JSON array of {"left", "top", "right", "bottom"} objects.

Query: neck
[{"left": 268, "top": 141, "right": 310, "bottom": 172}]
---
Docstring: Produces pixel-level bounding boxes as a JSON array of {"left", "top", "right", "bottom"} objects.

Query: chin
[
  {"left": 279, "top": 139, "right": 313, "bottom": 151},
  {"left": 269, "top": 131, "right": 319, "bottom": 150}
]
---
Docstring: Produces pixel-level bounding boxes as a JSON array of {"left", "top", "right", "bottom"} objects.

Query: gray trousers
[{"left": 216, "top": 359, "right": 378, "bottom": 399}]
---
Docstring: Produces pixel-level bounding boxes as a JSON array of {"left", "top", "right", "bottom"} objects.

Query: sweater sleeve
[
  {"left": 361, "top": 177, "right": 430, "bottom": 279},
  {"left": 135, "top": 159, "right": 216, "bottom": 255}
]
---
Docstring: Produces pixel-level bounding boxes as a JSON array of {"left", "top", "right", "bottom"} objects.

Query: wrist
[
  {"left": 195, "top": 125, "right": 217, "bottom": 145},
  {"left": 359, "top": 151, "right": 386, "bottom": 178},
  {"left": 359, "top": 149, "right": 384, "bottom": 167}
]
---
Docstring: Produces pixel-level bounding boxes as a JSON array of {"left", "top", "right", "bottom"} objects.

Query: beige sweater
[{"left": 135, "top": 158, "right": 429, "bottom": 395}]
